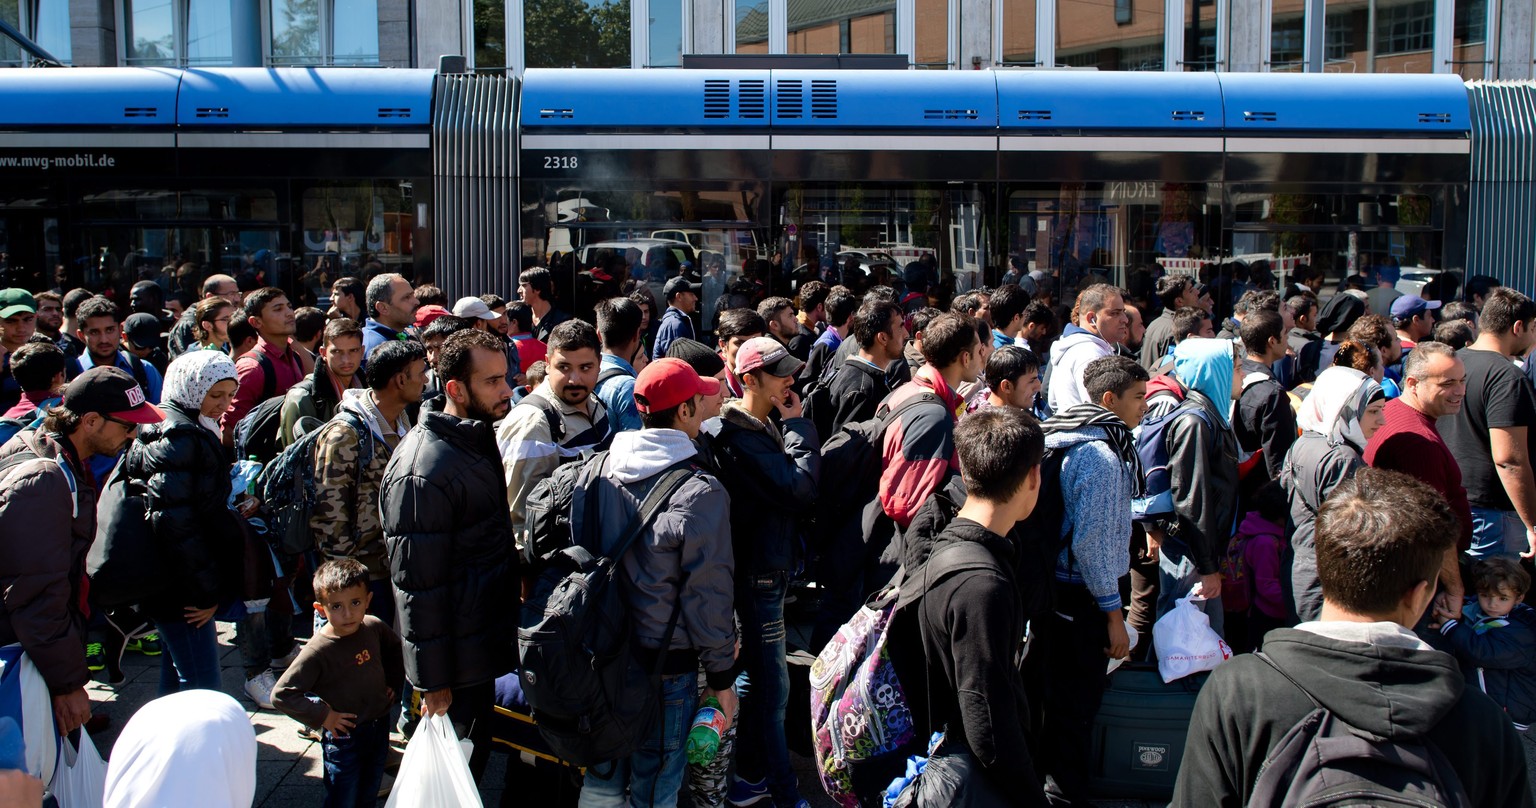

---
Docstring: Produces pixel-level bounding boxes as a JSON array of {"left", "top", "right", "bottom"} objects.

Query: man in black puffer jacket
[{"left": 381, "top": 330, "right": 516, "bottom": 781}]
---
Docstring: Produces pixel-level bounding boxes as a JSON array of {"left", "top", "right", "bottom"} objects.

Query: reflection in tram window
[
  {"left": 1057, "top": 0, "right": 1164, "bottom": 69},
  {"left": 1007, "top": 183, "right": 1220, "bottom": 299},
  {"left": 302, "top": 182, "right": 415, "bottom": 299},
  {"left": 778, "top": 184, "right": 988, "bottom": 295}
]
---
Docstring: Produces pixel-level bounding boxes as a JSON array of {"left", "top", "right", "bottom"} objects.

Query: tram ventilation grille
[
  {"left": 1418, "top": 112, "right": 1454, "bottom": 124},
  {"left": 811, "top": 80, "right": 837, "bottom": 118},
  {"left": 195, "top": 107, "right": 230, "bottom": 119},
  {"left": 1017, "top": 109, "right": 1052, "bottom": 121},
  {"left": 1171, "top": 110, "right": 1205, "bottom": 121},
  {"left": 925, "top": 109, "right": 979, "bottom": 120},
  {"left": 123, "top": 107, "right": 159, "bottom": 118},
  {"left": 705, "top": 80, "right": 731, "bottom": 118},
  {"left": 776, "top": 80, "right": 803, "bottom": 118},
  {"left": 739, "top": 80, "right": 765, "bottom": 118},
  {"left": 1243, "top": 111, "right": 1278, "bottom": 123},
  {"left": 378, "top": 107, "right": 413, "bottom": 119},
  {"left": 539, "top": 108, "right": 575, "bottom": 119}
]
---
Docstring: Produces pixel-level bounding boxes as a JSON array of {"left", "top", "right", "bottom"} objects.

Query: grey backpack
[{"left": 1248, "top": 652, "right": 1470, "bottom": 807}]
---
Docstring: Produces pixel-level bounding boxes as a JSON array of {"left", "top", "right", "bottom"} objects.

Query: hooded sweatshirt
[
  {"left": 1166, "top": 339, "right": 1242, "bottom": 574},
  {"left": 104, "top": 689, "right": 257, "bottom": 808},
  {"left": 1173, "top": 337, "right": 1235, "bottom": 426},
  {"left": 1046, "top": 323, "right": 1113, "bottom": 415},
  {"left": 1047, "top": 425, "right": 1134, "bottom": 612},
  {"left": 1172, "top": 626, "right": 1530, "bottom": 807},
  {"left": 580, "top": 428, "right": 737, "bottom": 687}
]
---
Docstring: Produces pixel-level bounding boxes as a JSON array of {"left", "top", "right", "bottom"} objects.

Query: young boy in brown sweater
[{"left": 274, "top": 559, "right": 403, "bottom": 807}]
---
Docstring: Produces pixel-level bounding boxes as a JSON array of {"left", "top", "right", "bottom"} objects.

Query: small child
[
  {"left": 1439, "top": 557, "right": 1536, "bottom": 731},
  {"left": 274, "top": 559, "right": 404, "bottom": 807},
  {"left": 1221, "top": 482, "right": 1290, "bottom": 654}
]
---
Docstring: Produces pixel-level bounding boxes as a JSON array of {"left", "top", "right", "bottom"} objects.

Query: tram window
[
  {"left": 1005, "top": 183, "right": 1220, "bottom": 298},
  {"left": 301, "top": 182, "right": 415, "bottom": 298}
]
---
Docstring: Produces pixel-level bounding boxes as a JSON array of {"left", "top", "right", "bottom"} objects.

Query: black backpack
[
  {"left": 232, "top": 352, "right": 283, "bottom": 465},
  {"left": 517, "top": 456, "right": 697, "bottom": 768},
  {"left": 88, "top": 458, "right": 162, "bottom": 608},
  {"left": 815, "top": 390, "right": 944, "bottom": 532},
  {"left": 256, "top": 410, "right": 372, "bottom": 556},
  {"left": 1248, "top": 652, "right": 1471, "bottom": 808}
]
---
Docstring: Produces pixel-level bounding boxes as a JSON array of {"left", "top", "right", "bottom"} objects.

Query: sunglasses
[{"left": 104, "top": 415, "right": 140, "bottom": 430}]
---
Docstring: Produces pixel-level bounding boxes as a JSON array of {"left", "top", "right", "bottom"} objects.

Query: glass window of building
[
  {"left": 788, "top": 0, "right": 896, "bottom": 54},
  {"left": 734, "top": 0, "right": 767, "bottom": 53},
  {"left": 1058, "top": 0, "right": 1165, "bottom": 69},
  {"left": 524, "top": 0, "right": 630, "bottom": 67},
  {"left": 1451, "top": 0, "right": 1487, "bottom": 79},
  {"left": 124, "top": 0, "right": 177, "bottom": 64},
  {"left": 1324, "top": 0, "right": 1436, "bottom": 72},
  {"left": 914, "top": 0, "right": 947, "bottom": 66},
  {"left": 0, "top": 0, "right": 71, "bottom": 65},
  {"left": 269, "top": 0, "right": 378, "bottom": 65},
  {"left": 650, "top": 0, "right": 684, "bottom": 66},
  {"left": 999, "top": 0, "right": 1035, "bottom": 65},
  {"left": 331, "top": 0, "right": 378, "bottom": 62},
  {"left": 1270, "top": 0, "right": 1304, "bottom": 71},
  {"left": 1183, "top": 0, "right": 1222, "bottom": 70},
  {"left": 0, "top": 0, "right": 20, "bottom": 65},
  {"left": 185, "top": 0, "right": 234, "bottom": 65},
  {"left": 270, "top": 0, "right": 323, "bottom": 64},
  {"left": 473, "top": 0, "right": 505, "bottom": 70}
]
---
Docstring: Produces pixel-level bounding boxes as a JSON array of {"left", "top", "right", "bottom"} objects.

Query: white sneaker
[
  {"left": 270, "top": 643, "right": 301, "bottom": 671},
  {"left": 244, "top": 669, "right": 277, "bottom": 710}
]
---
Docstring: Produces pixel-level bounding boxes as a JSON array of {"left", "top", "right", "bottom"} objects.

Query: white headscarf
[
  {"left": 162, "top": 350, "right": 238, "bottom": 434},
  {"left": 1297, "top": 366, "right": 1384, "bottom": 452},
  {"left": 104, "top": 689, "right": 256, "bottom": 808}
]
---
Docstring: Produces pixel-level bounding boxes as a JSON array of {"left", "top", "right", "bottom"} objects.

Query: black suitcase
[{"left": 1088, "top": 662, "right": 1209, "bottom": 800}]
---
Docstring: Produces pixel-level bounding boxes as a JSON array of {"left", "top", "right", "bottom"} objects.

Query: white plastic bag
[
  {"left": 1106, "top": 624, "right": 1140, "bottom": 675},
  {"left": 384, "top": 713, "right": 482, "bottom": 808},
  {"left": 1152, "top": 594, "right": 1233, "bottom": 683},
  {"left": 49, "top": 731, "right": 107, "bottom": 808}
]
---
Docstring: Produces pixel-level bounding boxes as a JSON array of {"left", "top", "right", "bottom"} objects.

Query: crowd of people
[{"left": 0, "top": 256, "right": 1533, "bottom": 807}]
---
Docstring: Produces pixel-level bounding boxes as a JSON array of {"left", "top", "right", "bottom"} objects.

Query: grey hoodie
[{"left": 573, "top": 427, "right": 738, "bottom": 688}]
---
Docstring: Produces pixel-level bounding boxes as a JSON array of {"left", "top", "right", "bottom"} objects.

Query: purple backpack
[{"left": 809, "top": 541, "right": 996, "bottom": 807}]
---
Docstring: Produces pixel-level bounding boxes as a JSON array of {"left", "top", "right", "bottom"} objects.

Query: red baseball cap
[
  {"left": 633, "top": 358, "right": 721, "bottom": 413},
  {"left": 414, "top": 305, "right": 451, "bottom": 328}
]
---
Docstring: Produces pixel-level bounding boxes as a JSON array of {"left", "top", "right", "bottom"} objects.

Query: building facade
[{"left": 3, "top": 0, "right": 1528, "bottom": 81}]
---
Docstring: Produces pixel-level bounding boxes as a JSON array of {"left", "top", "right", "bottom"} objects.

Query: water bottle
[
  {"left": 245, "top": 455, "right": 260, "bottom": 496},
  {"left": 685, "top": 696, "right": 728, "bottom": 765}
]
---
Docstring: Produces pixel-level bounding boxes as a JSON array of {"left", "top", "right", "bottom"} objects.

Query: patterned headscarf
[
  {"left": 1297, "top": 366, "right": 1384, "bottom": 453},
  {"left": 163, "top": 350, "right": 238, "bottom": 429}
]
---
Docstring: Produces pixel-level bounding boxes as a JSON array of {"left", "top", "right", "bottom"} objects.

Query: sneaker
[
  {"left": 270, "top": 643, "right": 301, "bottom": 671},
  {"left": 126, "top": 632, "right": 162, "bottom": 656},
  {"left": 727, "top": 777, "right": 770, "bottom": 807},
  {"left": 296, "top": 725, "right": 321, "bottom": 742},
  {"left": 243, "top": 670, "right": 277, "bottom": 710},
  {"left": 85, "top": 642, "right": 105, "bottom": 672}
]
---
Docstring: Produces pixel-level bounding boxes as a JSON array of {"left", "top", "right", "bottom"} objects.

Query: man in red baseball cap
[
  {"left": 0, "top": 366, "right": 160, "bottom": 747},
  {"left": 580, "top": 357, "right": 736, "bottom": 806}
]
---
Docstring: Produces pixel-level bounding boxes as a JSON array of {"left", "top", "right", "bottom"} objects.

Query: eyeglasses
[{"left": 104, "top": 415, "right": 140, "bottom": 431}]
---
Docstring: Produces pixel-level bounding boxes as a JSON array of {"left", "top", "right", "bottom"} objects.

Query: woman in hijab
[
  {"left": 105, "top": 689, "right": 256, "bottom": 808},
  {"left": 1279, "top": 365, "right": 1386, "bottom": 622},
  {"left": 120, "top": 349, "right": 243, "bottom": 694}
]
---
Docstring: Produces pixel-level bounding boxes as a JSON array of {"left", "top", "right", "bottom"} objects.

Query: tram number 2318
[{"left": 543, "top": 155, "right": 580, "bottom": 169}]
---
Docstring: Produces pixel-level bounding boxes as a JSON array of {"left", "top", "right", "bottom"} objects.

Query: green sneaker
[
  {"left": 85, "top": 642, "right": 105, "bottom": 672},
  {"left": 126, "top": 632, "right": 162, "bottom": 656}
]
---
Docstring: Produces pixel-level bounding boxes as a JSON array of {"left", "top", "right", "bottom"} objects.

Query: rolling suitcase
[{"left": 1088, "top": 662, "right": 1208, "bottom": 800}]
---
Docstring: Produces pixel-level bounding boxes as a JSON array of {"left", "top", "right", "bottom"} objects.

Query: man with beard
[
  {"left": 497, "top": 319, "right": 609, "bottom": 549},
  {"left": 0, "top": 367, "right": 162, "bottom": 741},
  {"left": 381, "top": 329, "right": 516, "bottom": 782}
]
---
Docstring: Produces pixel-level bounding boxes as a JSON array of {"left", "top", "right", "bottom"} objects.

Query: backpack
[
  {"left": 515, "top": 394, "right": 612, "bottom": 464},
  {"left": 232, "top": 352, "right": 283, "bottom": 465},
  {"left": 1218, "top": 531, "right": 1251, "bottom": 615},
  {"left": 810, "top": 540, "right": 997, "bottom": 808},
  {"left": 1248, "top": 652, "right": 1472, "bottom": 808},
  {"left": 256, "top": 410, "right": 372, "bottom": 556},
  {"left": 815, "top": 390, "right": 944, "bottom": 530},
  {"left": 1131, "top": 393, "right": 1212, "bottom": 522},
  {"left": 87, "top": 458, "right": 163, "bottom": 608},
  {"left": 516, "top": 457, "right": 697, "bottom": 768},
  {"left": 523, "top": 450, "right": 602, "bottom": 566},
  {"left": 0, "top": 397, "right": 54, "bottom": 448}
]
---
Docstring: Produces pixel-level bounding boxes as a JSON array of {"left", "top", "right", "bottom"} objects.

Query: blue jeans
[
  {"left": 1469, "top": 508, "right": 1527, "bottom": 560},
  {"left": 733, "top": 571, "right": 799, "bottom": 806},
  {"left": 152, "top": 615, "right": 222, "bottom": 695},
  {"left": 580, "top": 670, "right": 698, "bottom": 808},
  {"left": 322, "top": 713, "right": 390, "bottom": 808},
  {"left": 1156, "top": 539, "right": 1225, "bottom": 638}
]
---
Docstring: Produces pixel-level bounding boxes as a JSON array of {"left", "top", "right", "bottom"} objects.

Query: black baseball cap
[
  {"left": 123, "top": 313, "right": 162, "bottom": 350},
  {"left": 62, "top": 366, "right": 164, "bottom": 424},
  {"left": 664, "top": 276, "right": 702, "bottom": 301}
]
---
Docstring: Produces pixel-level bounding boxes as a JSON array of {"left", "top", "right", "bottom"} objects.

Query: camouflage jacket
[{"left": 309, "top": 396, "right": 405, "bottom": 580}]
